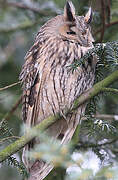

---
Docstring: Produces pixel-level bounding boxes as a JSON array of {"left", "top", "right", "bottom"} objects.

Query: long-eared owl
[{"left": 19, "top": 1, "right": 97, "bottom": 180}]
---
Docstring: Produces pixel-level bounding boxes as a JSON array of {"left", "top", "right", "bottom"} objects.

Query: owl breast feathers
[{"left": 19, "top": 1, "right": 97, "bottom": 180}]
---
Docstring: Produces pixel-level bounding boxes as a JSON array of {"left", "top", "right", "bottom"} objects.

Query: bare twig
[
  {"left": 2, "top": 96, "right": 22, "bottom": 121},
  {"left": 106, "top": 0, "right": 111, "bottom": 23},
  {"left": 0, "top": 136, "right": 20, "bottom": 144},
  {"left": 104, "top": 21, "right": 118, "bottom": 28},
  {"left": 5, "top": 1, "right": 56, "bottom": 16},
  {"left": 112, "top": 148, "right": 118, "bottom": 154},
  {"left": 0, "top": 21, "right": 38, "bottom": 33},
  {"left": 6, "top": 1, "right": 45, "bottom": 14},
  {"left": 94, "top": 21, "right": 118, "bottom": 36},
  {"left": 99, "top": 0, "right": 106, "bottom": 42},
  {"left": 77, "top": 138, "right": 118, "bottom": 149},
  {"left": 0, "top": 82, "right": 20, "bottom": 91},
  {"left": 101, "top": 87, "right": 118, "bottom": 94},
  {"left": 94, "top": 114, "right": 118, "bottom": 121}
]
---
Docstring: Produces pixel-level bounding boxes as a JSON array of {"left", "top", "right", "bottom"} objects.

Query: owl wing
[{"left": 19, "top": 41, "right": 41, "bottom": 126}]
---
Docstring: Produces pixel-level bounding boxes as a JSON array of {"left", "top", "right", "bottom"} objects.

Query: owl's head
[
  {"left": 37, "top": 1, "right": 94, "bottom": 47},
  {"left": 57, "top": 1, "right": 94, "bottom": 46}
]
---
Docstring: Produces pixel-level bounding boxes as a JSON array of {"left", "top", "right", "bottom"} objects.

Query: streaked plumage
[{"left": 19, "top": 1, "right": 97, "bottom": 180}]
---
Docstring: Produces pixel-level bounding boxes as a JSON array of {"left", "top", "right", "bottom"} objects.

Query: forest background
[{"left": 0, "top": 0, "right": 118, "bottom": 180}]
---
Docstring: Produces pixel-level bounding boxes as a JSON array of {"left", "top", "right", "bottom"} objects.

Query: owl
[{"left": 19, "top": 1, "right": 97, "bottom": 180}]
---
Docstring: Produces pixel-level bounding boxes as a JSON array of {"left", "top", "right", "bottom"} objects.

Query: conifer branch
[{"left": 0, "top": 69, "right": 118, "bottom": 163}]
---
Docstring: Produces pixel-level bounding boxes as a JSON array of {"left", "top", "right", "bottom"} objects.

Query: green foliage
[
  {"left": 69, "top": 41, "right": 118, "bottom": 73},
  {"left": 0, "top": 120, "right": 28, "bottom": 178},
  {"left": 0, "top": 120, "right": 13, "bottom": 141},
  {"left": 28, "top": 131, "right": 118, "bottom": 180},
  {"left": 0, "top": 0, "right": 118, "bottom": 180},
  {"left": 5, "top": 156, "right": 28, "bottom": 177}
]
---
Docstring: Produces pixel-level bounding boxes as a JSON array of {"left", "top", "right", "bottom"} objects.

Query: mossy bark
[{"left": 0, "top": 70, "right": 118, "bottom": 163}]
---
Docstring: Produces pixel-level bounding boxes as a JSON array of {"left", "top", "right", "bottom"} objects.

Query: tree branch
[
  {"left": 72, "top": 70, "right": 118, "bottom": 111},
  {"left": 0, "top": 21, "right": 38, "bottom": 33},
  {"left": 106, "top": 0, "right": 111, "bottom": 23},
  {"left": 2, "top": 96, "right": 22, "bottom": 121},
  {"left": 0, "top": 70, "right": 118, "bottom": 163},
  {"left": 5, "top": 1, "right": 56, "bottom": 16},
  {"left": 77, "top": 138, "right": 118, "bottom": 149},
  {"left": 99, "top": 0, "right": 106, "bottom": 42},
  {"left": 0, "top": 136, "right": 20, "bottom": 144},
  {"left": 101, "top": 87, "right": 118, "bottom": 94},
  {"left": 94, "top": 114, "right": 118, "bottom": 121},
  {"left": 0, "top": 82, "right": 21, "bottom": 122},
  {"left": 94, "top": 21, "right": 118, "bottom": 36},
  {"left": 0, "top": 82, "right": 20, "bottom": 91}
]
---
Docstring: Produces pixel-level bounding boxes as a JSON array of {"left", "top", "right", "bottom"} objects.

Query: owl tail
[{"left": 23, "top": 105, "right": 85, "bottom": 180}]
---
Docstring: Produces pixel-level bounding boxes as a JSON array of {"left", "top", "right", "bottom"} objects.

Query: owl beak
[{"left": 77, "top": 36, "right": 88, "bottom": 47}]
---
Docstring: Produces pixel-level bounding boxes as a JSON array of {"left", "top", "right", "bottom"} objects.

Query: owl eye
[{"left": 67, "top": 31, "right": 76, "bottom": 35}]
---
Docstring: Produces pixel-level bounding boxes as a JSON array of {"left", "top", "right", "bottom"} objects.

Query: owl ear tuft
[
  {"left": 64, "top": 1, "right": 75, "bottom": 22},
  {"left": 85, "top": 7, "right": 92, "bottom": 24}
]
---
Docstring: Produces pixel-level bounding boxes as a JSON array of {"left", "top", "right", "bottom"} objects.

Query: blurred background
[{"left": 0, "top": 0, "right": 118, "bottom": 179}]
